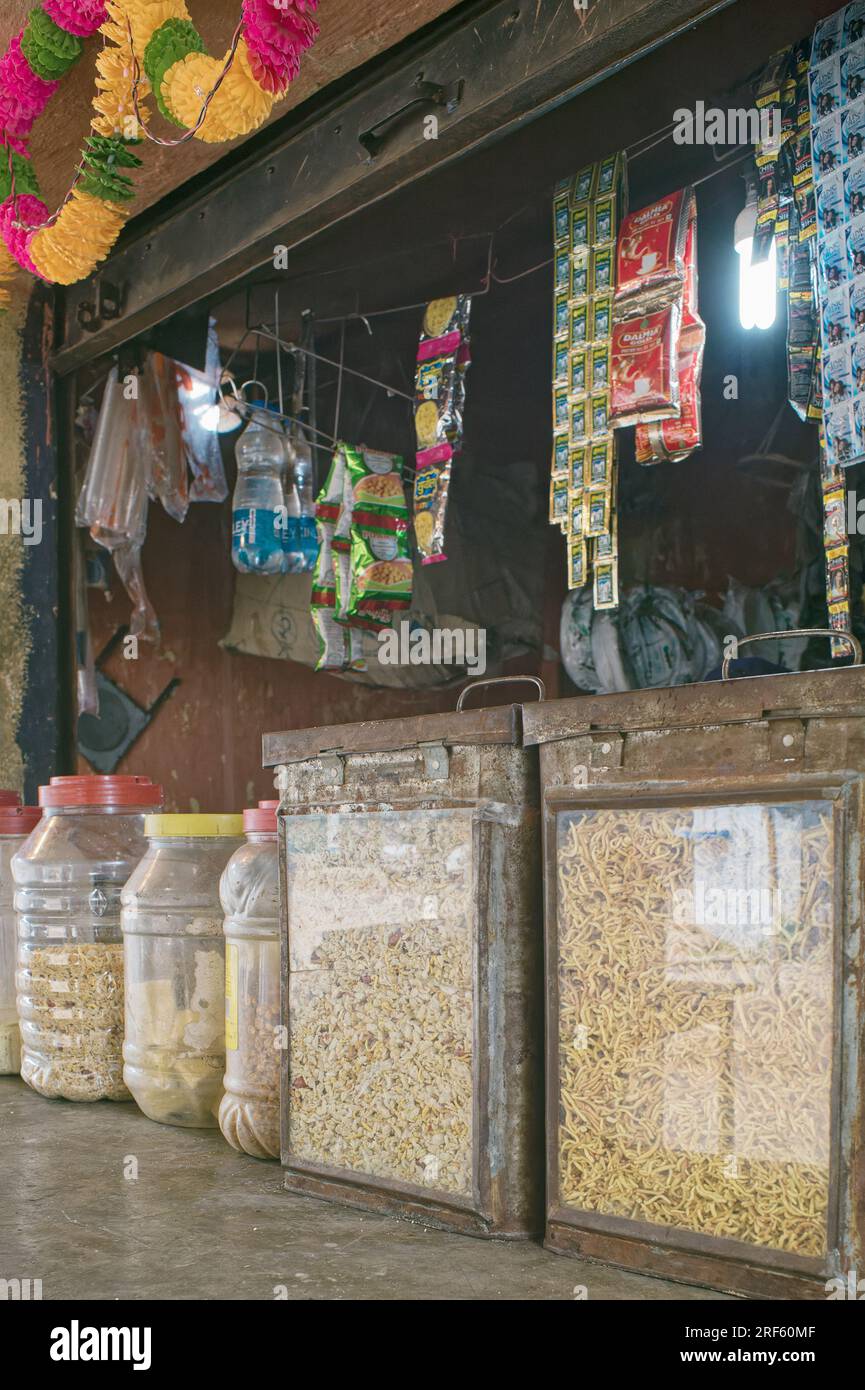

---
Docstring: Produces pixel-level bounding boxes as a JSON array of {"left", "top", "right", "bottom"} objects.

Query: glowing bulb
[
  {"left": 734, "top": 176, "right": 777, "bottom": 332},
  {"left": 736, "top": 235, "right": 777, "bottom": 331},
  {"left": 198, "top": 401, "right": 242, "bottom": 434}
]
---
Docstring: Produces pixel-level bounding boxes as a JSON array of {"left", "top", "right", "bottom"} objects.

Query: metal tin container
[
  {"left": 524, "top": 667, "right": 865, "bottom": 1300},
  {"left": 263, "top": 682, "right": 544, "bottom": 1237}
]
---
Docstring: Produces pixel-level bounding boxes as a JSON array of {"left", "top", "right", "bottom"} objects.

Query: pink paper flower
[
  {"left": 0, "top": 130, "right": 29, "bottom": 159},
  {"left": 42, "top": 0, "right": 109, "bottom": 39},
  {"left": 0, "top": 33, "right": 59, "bottom": 141},
  {"left": 242, "top": 0, "right": 319, "bottom": 93},
  {"left": 0, "top": 192, "right": 51, "bottom": 277}
]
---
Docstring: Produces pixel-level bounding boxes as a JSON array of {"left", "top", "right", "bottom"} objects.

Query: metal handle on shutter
[
  {"left": 456, "top": 676, "right": 546, "bottom": 712},
  {"left": 359, "top": 77, "right": 463, "bottom": 158},
  {"left": 720, "top": 628, "right": 862, "bottom": 679}
]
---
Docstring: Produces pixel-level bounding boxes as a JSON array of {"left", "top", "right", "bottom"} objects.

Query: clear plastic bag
[
  {"left": 175, "top": 319, "right": 230, "bottom": 503},
  {"left": 139, "top": 352, "right": 189, "bottom": 524},
  {"left": 76, "top": 367, "right": 159, "bottom": 643}
]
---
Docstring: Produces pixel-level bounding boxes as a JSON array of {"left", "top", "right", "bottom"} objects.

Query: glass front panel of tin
[
  {"left": 555, "top": 800, "right": 835, "bottom": 1257},
  {"left": 285, "top": 808, "right": 476, "bottom": 1197}
]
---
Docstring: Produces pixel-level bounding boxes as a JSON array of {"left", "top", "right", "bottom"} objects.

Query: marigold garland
[{"left": 0, "top": 0, "right": 320, "bottom": 303}]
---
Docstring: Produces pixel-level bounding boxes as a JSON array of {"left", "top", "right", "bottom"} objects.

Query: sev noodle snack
[
  {"left": 344, "top": 446, "right": 413, "bottom": 631},
  {"left": 555, "top": 801, "right": 833, "bottom": 1257},
  {"left": 285, "top": 809, "right": 475, "bottom": 1194}
]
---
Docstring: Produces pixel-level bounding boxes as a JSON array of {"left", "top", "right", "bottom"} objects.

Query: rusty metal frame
[
  {"left": 276, "top": 769, "right": 543, "bottom": 1237},
  {"left": 263, "top": 703, "right": 521, "bottom": 766},
  {"left": 541, "top": 770, "right": 861, "bottom": 1299},
  {"left": 522, "top": 666, "right": 865, "bottom": 746}
]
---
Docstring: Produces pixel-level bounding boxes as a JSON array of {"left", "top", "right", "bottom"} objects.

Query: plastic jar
[
  {"left": 12, "top": 775, "right": 163, "bottom": 1101},
  {"left": 219, "top": 800, "right": 281, "bottom": 1159},
  {"left": 0, "top": 798, "right": 41, "bottom": 1074},
  {"left": 122, "top": 814, "right": 244, "bottom": 1128}
]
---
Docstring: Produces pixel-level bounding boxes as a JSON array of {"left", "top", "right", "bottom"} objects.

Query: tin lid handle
[
  {"left": 456, "top": 675, "right": 546, "bottom": 712},
  {"left": 721, "top": 628, "right": 862, "bottom": 680}
]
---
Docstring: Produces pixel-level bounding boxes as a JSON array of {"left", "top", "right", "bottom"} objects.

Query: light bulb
[
  {"left": 736, "top": 235, "right": 777, "bottom": 331},
  {"left": 198, "top": 401, "right": 242, "bottom": 434},
  {"left": 734, "top": 173, "right": 777, "bottom": 331}
]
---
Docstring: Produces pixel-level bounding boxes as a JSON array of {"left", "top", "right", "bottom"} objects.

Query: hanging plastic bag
[
  {"left": 76, "top": 367, "right": 159, "bottom": 643},
  {"left": 138, "top": 352, "right": 189, "bottom": 524},
  {"left": 174, "top": 319, "right": 230, "bottom": 503}
]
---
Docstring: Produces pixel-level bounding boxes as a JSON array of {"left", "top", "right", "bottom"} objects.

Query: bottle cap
[
  {"left": 40, "top": 775, "right": 163, "bottom": 809},
  {"left": 145, "top": 813, "right": 245, "bottom": 838},
  {"left": 0, "top": 805, "right": 41, "bottom": 836},
  {"left": 243, "top": 800, "right": 279, "bottom": 834}
]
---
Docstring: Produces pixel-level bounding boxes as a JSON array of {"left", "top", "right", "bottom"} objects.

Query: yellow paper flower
[
  {"left": 92, "top": 44, "right": 151, "bottom": 138},
  {"left": 29, "top": 190, "right": 128, "bottom": 286},
  {"left": 163, "top": 39, "right": 275, "bottom": 142},
  {"left": 104, "top": 0, "right": 188, "bottom": 59}
]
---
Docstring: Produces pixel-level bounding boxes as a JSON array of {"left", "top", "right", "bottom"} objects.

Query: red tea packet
[
  {"left": 616, "top": 187, "right": 694, "bottom": 310},
  {"left": 636, "top": 327, "right": 705, "bottom": 463},
  {"left": 611, "top": 302, "right": 682, "bottom": 426}
]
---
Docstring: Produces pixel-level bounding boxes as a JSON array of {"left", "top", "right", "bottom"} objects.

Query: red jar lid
[
  {"left": 39, "top": 775, "right": 164, "bottom": 809},
  {"left": 243, "top": 799, "right": 279, "bottom": 833},
  {"left": 0, "top": 790, "right": 19, "bottom": 806},
  {"left": 0, "top": 805, "right": 40, "bottom": 835}
]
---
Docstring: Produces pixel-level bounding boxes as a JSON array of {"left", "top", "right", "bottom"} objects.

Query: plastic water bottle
[
  {"left": 282, "top": 431, "right": 318, "bottom": 573},
  {"left": 232, "top": 415, "right": 286, "bottom": 575},
  {"left": 281, "top": 437, "right": 304, "bottom": 575},
  {"left": 293, "top": 434, "right": 319, "bottom": 573}
]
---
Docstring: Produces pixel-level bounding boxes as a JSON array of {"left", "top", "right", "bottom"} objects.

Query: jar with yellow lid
[{"left": 121, "top": 814, "right": 244, "bottom": 1128}]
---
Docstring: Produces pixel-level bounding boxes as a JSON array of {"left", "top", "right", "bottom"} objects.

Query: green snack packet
[{"left": 344, "top": 446, "right": 413, "bottom": 630}]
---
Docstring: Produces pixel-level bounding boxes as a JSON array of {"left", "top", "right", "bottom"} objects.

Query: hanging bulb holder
[{"left": 734, "top": 170, "right": 759, "bottom": 253}]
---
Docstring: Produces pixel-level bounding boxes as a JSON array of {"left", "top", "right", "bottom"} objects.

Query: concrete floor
[{"left": 0, "top": 1078, "right": 730, "bottom": 1301}]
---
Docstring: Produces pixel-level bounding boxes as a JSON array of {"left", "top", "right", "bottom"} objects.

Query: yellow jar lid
[{"left": 145, "top": 814, "right": 245, "bottom": 838}]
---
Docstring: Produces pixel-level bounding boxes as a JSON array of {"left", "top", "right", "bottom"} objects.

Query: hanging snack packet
[
  {"left": 312, "top": 606, "right": 366, "bottom": 672},
  {"left": 414, "top": 301, "right": 472, "bottom": 563},
  {"left": 311, "top": 447, "right": 365, "bottom": 672},
  {"left": 346, "top": 446, "right": 413, "bottom": 631},
  {"left": 414, "top": 297, "right": 472, "bottom": 451},
  {"left": 418, "top": 296, "right": 471, "bottom": 356},
  {"left": 415, "top": 349, "right": 459, "bottom": 451},
  {"left": 611, "top": 302, "right": 682, "bottom": 427},
  {"left": 615, "top": 187, "right": 694, "bottom": 310}
]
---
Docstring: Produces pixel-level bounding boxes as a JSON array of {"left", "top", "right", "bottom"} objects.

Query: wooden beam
[
  {"left": 1, "top": 0, "right": 466, "bottom": 217},
  {"left": 53, "top": 0, "right": 736, "bottom": 373}
]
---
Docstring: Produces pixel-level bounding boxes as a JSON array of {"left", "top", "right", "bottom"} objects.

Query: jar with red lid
[
  {"left": 12, "top": 774, "right": 162, "bottom": 1101},
  {"left": 0, "top": 797, "right": 40, "bottom": 1074},
  {"left": 219, "top": 801, "right": 281, "bottom": 1158}
]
